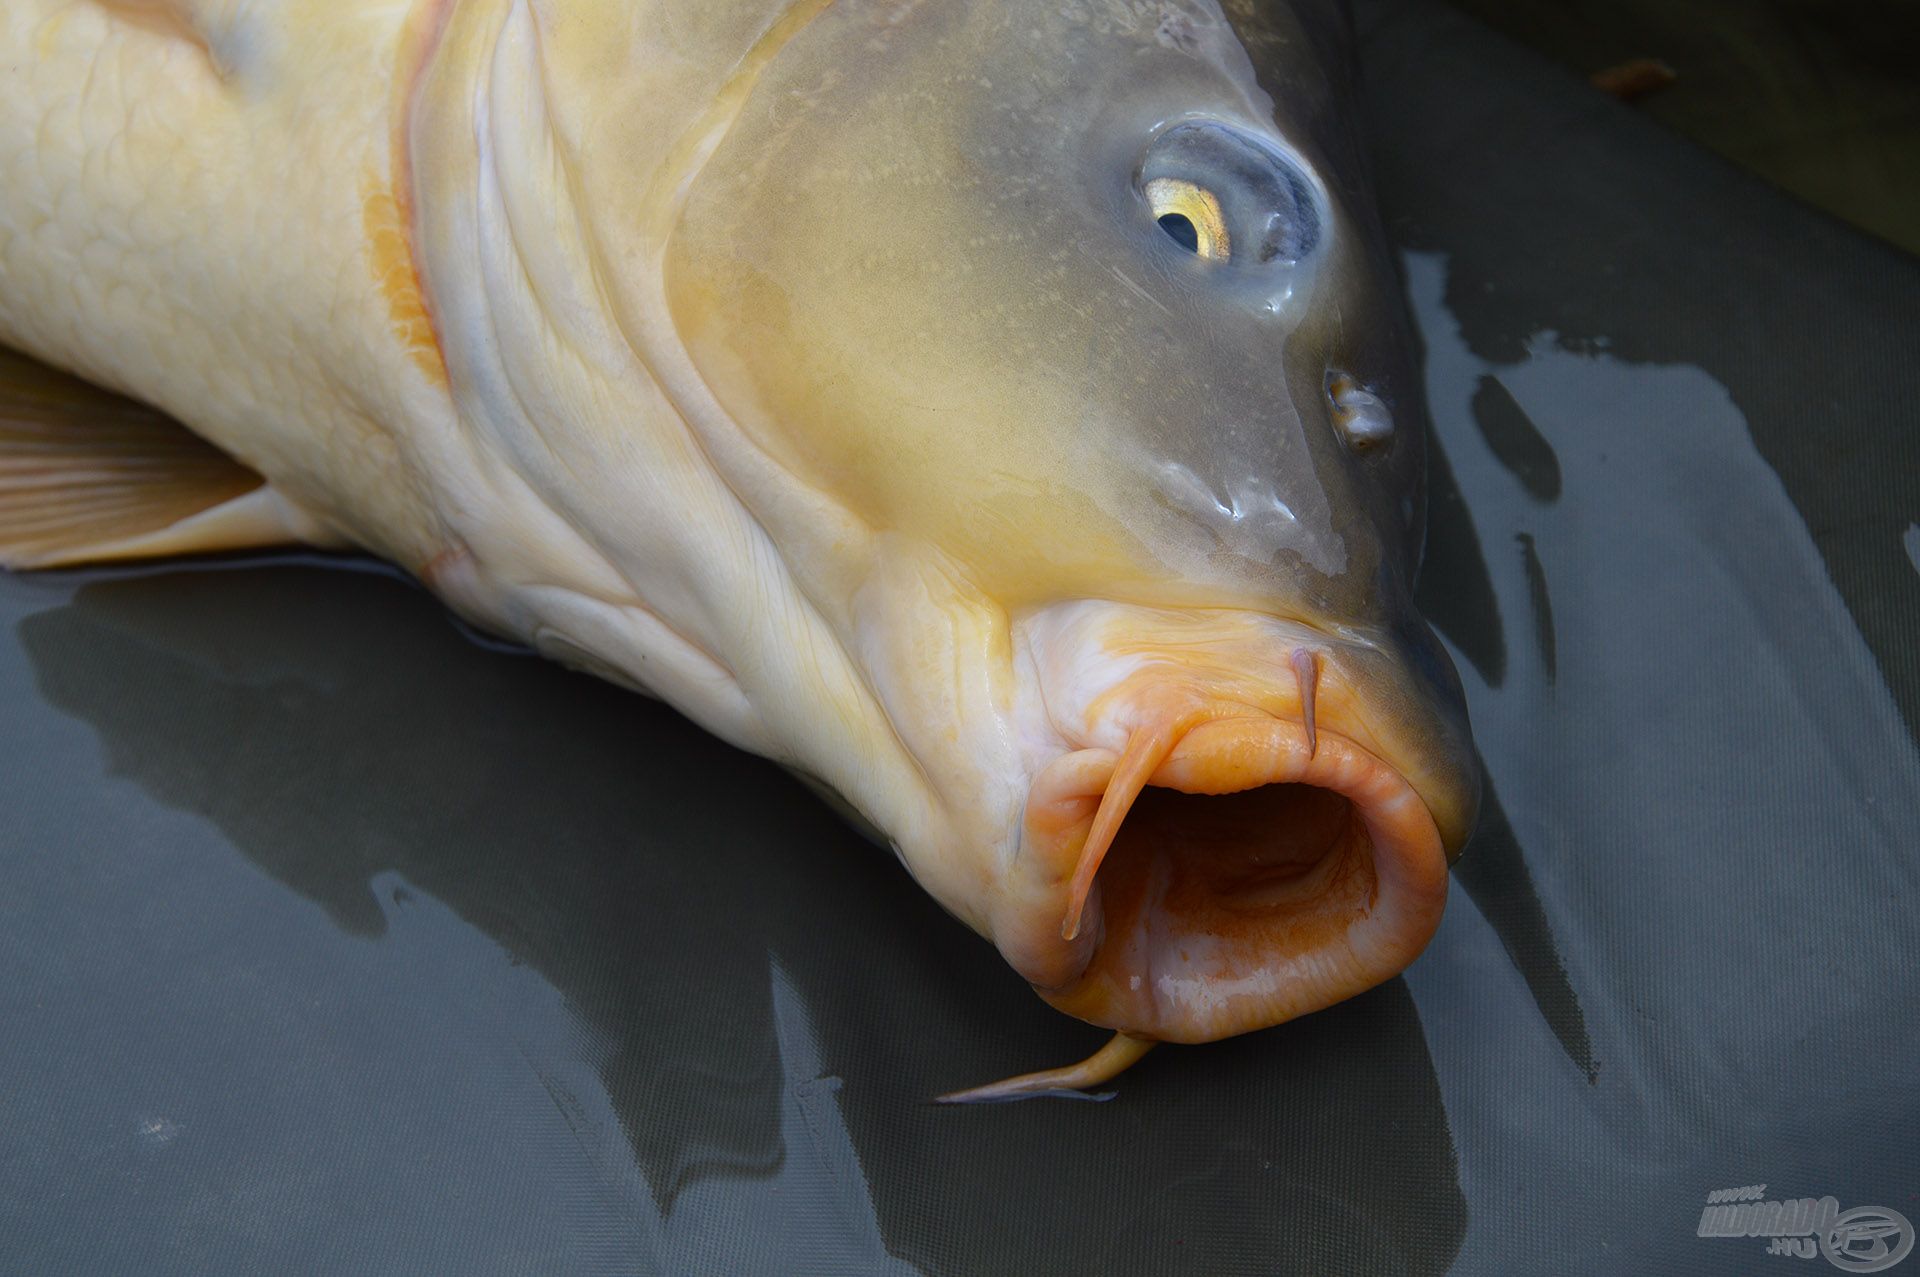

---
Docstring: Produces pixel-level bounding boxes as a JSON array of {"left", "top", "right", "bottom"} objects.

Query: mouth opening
[
  {"left": 1111, "top": 782, "right": 1373, "bottom": 918},
  {"left": 1007, "top": 716, "right": 1448, "bottom": 1043}
]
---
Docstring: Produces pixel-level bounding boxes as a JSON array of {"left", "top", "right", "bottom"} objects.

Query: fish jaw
[
  {"left": 1009, "top": 716, "right": 1449, "bottom": 1043},
  {"left": 991, "top": 601, "right": 1473, "bottom": 1043}
]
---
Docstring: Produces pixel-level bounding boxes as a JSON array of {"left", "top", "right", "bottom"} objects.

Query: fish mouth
[{"left": 999, "top": 707, "right": 1449, "bottom": 1045}]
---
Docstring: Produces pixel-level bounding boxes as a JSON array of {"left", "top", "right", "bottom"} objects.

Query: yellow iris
[{"left": 1144, "top": 178, "right": 1230, "bottom": 261}]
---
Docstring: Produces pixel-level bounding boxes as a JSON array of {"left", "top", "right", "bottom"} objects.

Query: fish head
[
  {"left": 665, "top": 1, "right": 1428, "bottom": 616},
  {"left": 478, "top": 0, "right": 1480, "bottom": 1045}
]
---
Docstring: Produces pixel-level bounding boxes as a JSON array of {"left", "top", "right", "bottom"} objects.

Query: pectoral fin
[{"left": 0, "top": 347, "right": 338, "bottom": 570}]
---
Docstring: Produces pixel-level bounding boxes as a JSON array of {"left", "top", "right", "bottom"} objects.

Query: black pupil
[{"left": 1158, "top": 212, "right": 1200, "bottom": 254}]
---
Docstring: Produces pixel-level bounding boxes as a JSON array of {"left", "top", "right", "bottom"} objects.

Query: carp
[{"left": 0, "top": 0, "right": 1479, "bottom": 1097}]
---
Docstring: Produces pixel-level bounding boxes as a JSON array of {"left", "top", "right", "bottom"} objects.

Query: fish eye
[
  {"left": 1146, "top": 178, "right": 1230, "bottom": 260},
  {"left": 1328, "top": 373, "right": 1395, "bottom": 452},
  {"left": 1139, "top": 120, "right": 1322, "bottom": 267}
]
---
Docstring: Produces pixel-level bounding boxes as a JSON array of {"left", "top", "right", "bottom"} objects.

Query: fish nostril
[{"left": 1327, "top": 372, "right": 1395, "bottom": 452}]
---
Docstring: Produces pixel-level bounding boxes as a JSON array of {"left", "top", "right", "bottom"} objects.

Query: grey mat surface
[{"left": 3, "top": 1, "right": 1916, "bottom": 1272}]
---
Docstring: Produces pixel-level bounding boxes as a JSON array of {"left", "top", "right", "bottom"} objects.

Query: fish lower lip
[{"left": 998, "top": 716, "right": 1449, "bottom": 1043}]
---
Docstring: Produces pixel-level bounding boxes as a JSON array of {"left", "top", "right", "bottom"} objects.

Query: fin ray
[{"left": 0, "top": 346, "right": 331, "bottom": 570}]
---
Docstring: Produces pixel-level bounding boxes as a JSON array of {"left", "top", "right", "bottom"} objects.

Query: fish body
[{"left": 0, "top": 0, "right": 1478, "bottom": 1091}]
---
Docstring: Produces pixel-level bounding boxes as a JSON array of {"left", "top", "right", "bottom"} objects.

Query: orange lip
[{"left": 1002, "top": 713, "right": 1449, "bottom": 1044}]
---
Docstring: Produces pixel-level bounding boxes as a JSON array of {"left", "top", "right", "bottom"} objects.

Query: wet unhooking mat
[{"left": 1, "top": 0, "right": 1915, "bottom": 1272}]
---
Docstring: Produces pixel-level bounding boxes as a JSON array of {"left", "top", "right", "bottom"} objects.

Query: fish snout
[{"left": 996, "top": 608, "right": 1469, "bottom": 1043}]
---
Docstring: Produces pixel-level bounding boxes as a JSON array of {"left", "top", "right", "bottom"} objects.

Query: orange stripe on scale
[{"left": 366, "top": 0, "right": 456, "bottom": 390}]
